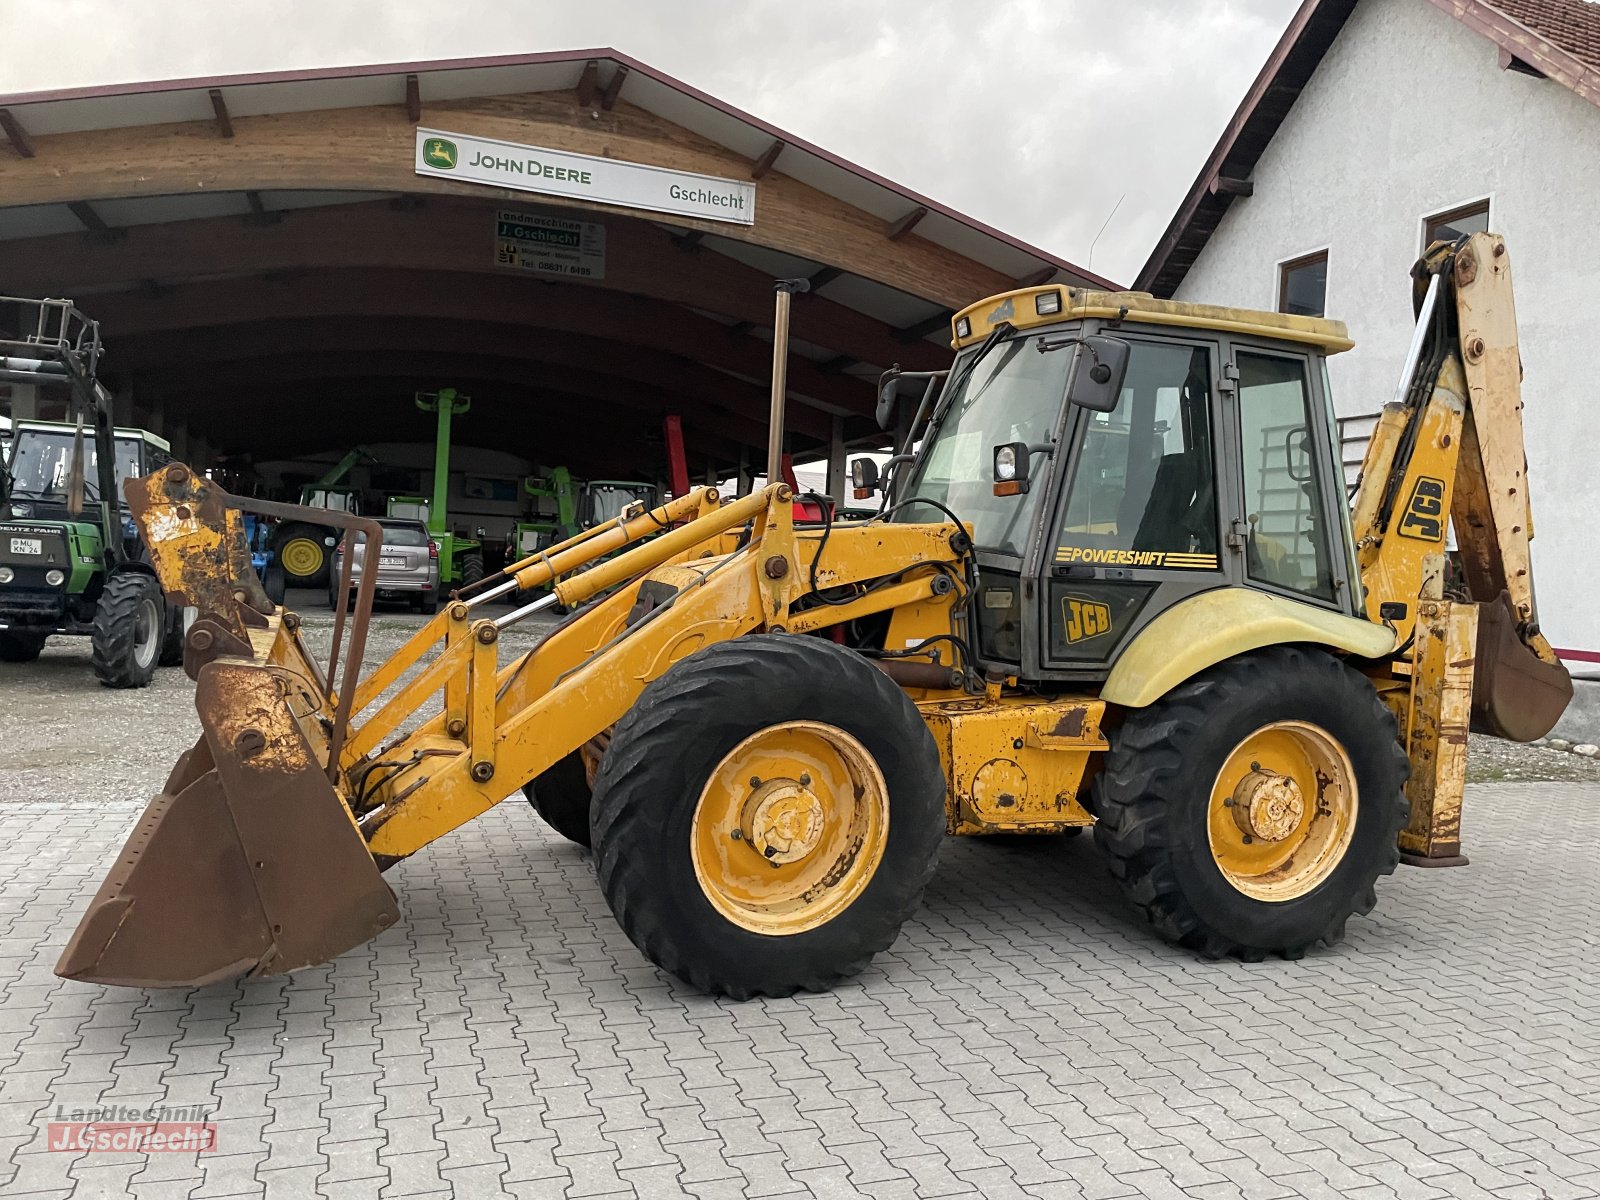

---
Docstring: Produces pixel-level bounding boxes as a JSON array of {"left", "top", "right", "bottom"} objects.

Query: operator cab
[
  {"left": 5, "top": 420, "right": 172, "bottom": 527},
  {"left": 878, "top": 286, "right": 1358, "bottom": 683}
]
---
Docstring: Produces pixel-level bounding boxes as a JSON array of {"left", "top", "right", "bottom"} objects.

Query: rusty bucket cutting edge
[
  {"left": 1470, "top": 592, "right": 1574, "bottom": 743},
  {"left": 56, "top": 662, "right": 399, "bottom": 989}
]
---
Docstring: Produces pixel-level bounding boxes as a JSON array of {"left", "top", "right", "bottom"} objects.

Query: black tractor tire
[
  {"left": 0, "top": 630, "right": 47, "bottom": 662},
  {"left": 263, "top": 560, "right": 287, "bottom": 606},
  {"left": 523, "top": 751, "right": 594, "bottom": 848},
  {"left": 91, "top": 571, "right": 165, "bottom": 689},
  {"left": 459, "top": 553, "right": 485, "bottom": 588},
  {"left": 1092, "top": 646, "right": 1409, "bottom": 961},
  {"left": 275, "top": 523, "right": 331, "bottom": 588},
  {"left": 591, "top": 634, "right": 946, "bottom": 999},
  {"left": 157, "top": 602, "right": 185, "bottom": 667}
]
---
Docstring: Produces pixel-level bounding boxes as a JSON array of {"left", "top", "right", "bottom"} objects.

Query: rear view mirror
[
  {"left": 849, "top": 457, "right": 881, "bottom": 499},
  {"left": 876, "top": 372, "right": 907, "bottom": 431},
  {"left": 1284, "top": 427, "right": 1313, "bottom": 482},
  {"left": 1067, "top": 335, "right": 1130, "bottom": 413}
]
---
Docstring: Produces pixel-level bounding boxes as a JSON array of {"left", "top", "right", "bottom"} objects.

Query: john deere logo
[
  {"left": 1063, "top": 595, "right": 1112, "bottom": 644},
  {"left": 423, "top": 138, "right": 458, "bottom": 170}
]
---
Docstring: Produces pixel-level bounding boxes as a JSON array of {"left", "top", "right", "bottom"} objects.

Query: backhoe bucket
[
  {"left": 1470, "top": 593, "right": 1573, "bottom": 743},
  {"left": 56, "top": 662, "right": 399, "bottom": 988}
]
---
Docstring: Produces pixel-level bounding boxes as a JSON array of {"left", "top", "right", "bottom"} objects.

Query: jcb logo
[
  {"left": 1398, "top": 476, "right": 1447, "bottom": 541},
  {"left": 1063, "top": 596, "right": 1112, "bottom": 644}
]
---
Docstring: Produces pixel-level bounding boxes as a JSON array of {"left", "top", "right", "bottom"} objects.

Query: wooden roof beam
[
  {"left": 886, "top": 206, "right": 929, "bottom": 241},
  {"left": 806, "top": 266, "right": 844, "bottom": 292},
  {"left": 894, "top": 310, "right": 953, "bottom": 343},
  {"left": 576, "top": 59, "right": 600, "bottom": 107},
  {"left": 1209, "top": 174, "right": 1254, "bottom": 197},
  {"left": 600, "top": 65, "right": 629, "bottom": 111},
  {"left": 1013, "top": 266, "right": 1057, "bottom": 289},
  {"left": 405, "top": 75, "right": 422, "bottom": 123},
  {"left": 0, "top": 109, "right": 34, "bottom": 159},
  {"left": 750, "top": 139, "right": 784, "bottom": 180},
  {"left": 68, "top": 200, "right": 121, "bottom": 241},
  {"left": 208, "top": 89, "right": 234, "bottom": 138}
]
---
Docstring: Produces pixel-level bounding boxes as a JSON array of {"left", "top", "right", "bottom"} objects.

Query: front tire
[
  {"left": 591, "top": 635, "right": 945, "bottom": 999},
  {"left": 0, "top": 630, "right": 47, "bottom": 662},
  {"left": 459, "top": 553, "right": 485, "bottom": 588},
  {"left": 1093, "top": 646, "right": 1408, "bottom": 960},
  {"left": 91, "top": 572, "right": 165, "bottom": 689}
]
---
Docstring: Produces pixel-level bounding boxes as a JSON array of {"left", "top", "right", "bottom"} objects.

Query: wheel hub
[
  {"left": 743, "top": 781, "right": 826, "bottom": 865},
  {"left": 1231, "top": 769, "right": 1305, "bottom": 842}
]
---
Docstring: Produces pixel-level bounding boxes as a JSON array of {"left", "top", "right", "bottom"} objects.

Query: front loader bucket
[
  {"left": 1470, "top": 593, "right": 1573, "bottom": 743},
  {"left": 57, "top": 662, "right": 399, "bottom": 988}
]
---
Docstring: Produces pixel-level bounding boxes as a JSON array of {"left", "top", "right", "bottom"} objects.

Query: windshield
[
  {"left": 896, "top": 334, "right": 1071, "bottom": 555},
  {"left": 584, "top": 483, "right": 653, "bottom": 527},
  {"left": 353, "top": 523, "right": 429, "bottom": 547},
  {"left": 7, "top": 430, "right": 142, "bottom": 502}
]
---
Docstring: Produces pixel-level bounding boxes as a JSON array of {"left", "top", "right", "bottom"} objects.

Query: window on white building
[
  {"left": 1424, "top": 199, "right": 1490, "bottom": 248},
  {"left": 1277, "top": 251, "right": 1328, "bottom": 318}
]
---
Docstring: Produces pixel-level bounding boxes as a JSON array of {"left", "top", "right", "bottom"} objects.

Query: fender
[{"left": 1102, "top": 587, "right": 1396, "bottom": 708}]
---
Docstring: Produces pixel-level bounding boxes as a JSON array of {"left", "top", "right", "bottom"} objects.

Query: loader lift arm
[{"left": 58, "top": 471, "right": 969, "bottom": 986}]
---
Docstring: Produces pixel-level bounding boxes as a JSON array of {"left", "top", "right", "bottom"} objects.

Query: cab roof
[
  {"left": 12, "top": 419, "right": 172, "bottom": 451},
  {"left": 950, "top": 285, "right": 1354, "bottom": 354}
]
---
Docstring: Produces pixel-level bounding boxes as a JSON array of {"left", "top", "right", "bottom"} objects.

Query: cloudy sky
[{"left": 1, "top": 0, "right": 1302, "bottom": 285}]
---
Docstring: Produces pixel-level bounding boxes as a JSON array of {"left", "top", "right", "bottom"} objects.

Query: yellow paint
[
  {"left": 279, "top": 537, "right": 325, "bottom": 579},
  {"left": 950, "top": 286, "right": 1354, "bottom": 353},
  {"left": 689, "top": 721, "right": 889, "bottom": 935},
  {"left": 1102, "top": 588, "right": 1396, "bottom": 708},
  {"left": 1207, "top": 720, "right": 1357, "bottom": 901},
  {"left": 918, "top": 695, "right": 1103, "bottom": 834},
  {"left": 1398, "top": 599, "right": 1476, "bottom": 860}
]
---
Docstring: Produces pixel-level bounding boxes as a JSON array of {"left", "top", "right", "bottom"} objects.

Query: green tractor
[
  {"left": 0, "top": 298, "right": 180, "bottom": 686},
  {"left": 508, "top": 466, "right": 580, "bottom": 564},
  {"left": 271, "top": 445, "right": 377, "bottom": 589}
]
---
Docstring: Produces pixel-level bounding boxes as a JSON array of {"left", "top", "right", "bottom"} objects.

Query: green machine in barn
[
  {"left": 405, "top": 389, "right": 484, "bottom": 591},
  {"left": 0, "top": 298, "right": 182, "bottom": 686}
]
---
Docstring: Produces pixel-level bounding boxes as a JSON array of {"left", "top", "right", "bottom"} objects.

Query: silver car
[{"left": 328, "top": 518, "right": 440, "bottom": 613}]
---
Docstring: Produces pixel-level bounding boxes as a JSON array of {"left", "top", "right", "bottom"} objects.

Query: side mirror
[
  {"left": 1067, "top": 335, "right": 1131, "bottom": 413},
  {"left": 849, "top": 457, "right": 881, "bottom": 499},
  {"left": 993, "top": 443, "right": 1033, "bottom": 496},
  {"left": 875, "top": 372, "right": 907, "bottom": 431}
]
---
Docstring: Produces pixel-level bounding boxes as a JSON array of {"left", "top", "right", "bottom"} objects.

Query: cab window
[
  {"left": 1235, "top": 352, "right": 1335, "bottom": 602},
  {"left": 1057, "top": 342, "right": 1218, "bottom": 569}
]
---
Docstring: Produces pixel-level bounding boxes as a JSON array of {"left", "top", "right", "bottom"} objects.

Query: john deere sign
[{"left": 414, "top": 128, "right": 756, "bottom": 226}]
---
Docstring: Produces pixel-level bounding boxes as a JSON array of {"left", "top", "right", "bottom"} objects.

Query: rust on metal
[
  {"left": 1470, "top": 592, "right": 1573, "bottom": 741},
  {"left": 56, "top": 664, "right": 399, "bottom": 987}
]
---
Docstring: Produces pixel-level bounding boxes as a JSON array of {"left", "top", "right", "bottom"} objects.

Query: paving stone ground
[{"left": 1, "top": 774, "right": 1597, "bottom": 1199}]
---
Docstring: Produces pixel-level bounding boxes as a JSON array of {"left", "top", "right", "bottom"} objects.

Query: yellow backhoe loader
[{"left": 57, "top": 233, "right": 1569, "bottom": 998}]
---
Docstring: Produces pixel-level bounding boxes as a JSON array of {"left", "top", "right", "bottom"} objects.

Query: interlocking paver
[{"left": 2, "top": 701, "right": 1599, "bottom": 1200}]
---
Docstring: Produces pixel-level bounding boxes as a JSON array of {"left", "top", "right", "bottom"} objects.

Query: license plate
[
  {"left": 9, "top": 538, "right": 41, "bottom": 556},
  {"left": 379, "top": 556, "right": 406, "bottom": 569}
]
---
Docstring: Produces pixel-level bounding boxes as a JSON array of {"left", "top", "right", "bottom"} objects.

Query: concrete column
[
  {"left": 736, "top": 447, "right": 752, "bottom": 496},
  {"left": 145, "top": 393, "right": 165, "bottom": 438},
  {"left": 826, "top": 416, "right": 847, "bottom": 501},
  {"left": 112, "top": 389, "right": 135, "bottom": 428},
  {"left": 6, "top": 384, "right": 40, "bottom": 420},
  {"left": 188, "top": 436, "right": 212, "bottom": 472},
  {"left": 166, "top": 422, "right": 189, "bottom": 464}
]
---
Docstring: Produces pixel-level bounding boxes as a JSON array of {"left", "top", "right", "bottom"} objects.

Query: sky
[{"left": 0, "top": 0, "right": 1304, "bottom": 286}]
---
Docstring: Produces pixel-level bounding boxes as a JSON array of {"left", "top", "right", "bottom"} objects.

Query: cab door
[
  {"left": 1032, "top": 332, "right": 1230, "bottom": 679},
  {"left": 1218, "top": 344, "right": 1353, "bottom": 614}
]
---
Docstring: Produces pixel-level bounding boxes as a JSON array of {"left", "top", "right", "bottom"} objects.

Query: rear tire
[
  {"left": 1092, "top": 646, "right": 1409, "bottom": 960},
  {"left": 263, "top": 561, "right": 287, "bottom": 606},
  {"left": 523, "top": 751, "right": 594, "bottom": 848},
  {"left": 158, "top": 602, "right": 185, "bottom": 667},
  {"left": 276, "top": 524, "right": 330, "bottom": 588},
  {"left": 91, "top": 572, "right": 164, "bottom": 689},
  {"left": 591, "top": 635, "right": 945, "bottom": 999},
  {"left": 0, "top": 630, "right": 46, "bottom": 662}
]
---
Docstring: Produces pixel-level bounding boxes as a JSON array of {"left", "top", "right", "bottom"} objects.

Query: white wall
[{"left": 1174, "top": 0, "right": 1600, "bottom": 655}]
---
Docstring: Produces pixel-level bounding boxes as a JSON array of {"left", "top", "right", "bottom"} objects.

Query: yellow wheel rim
[
  {"left": 279, "top": 537, "right": 324, "bottom": 579},
  {"left": 691, "top": 720, "right": 889, "bottom": 936},
  {"left": 1207, "top": 720, "right": 1356, "bottom": 902}
]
